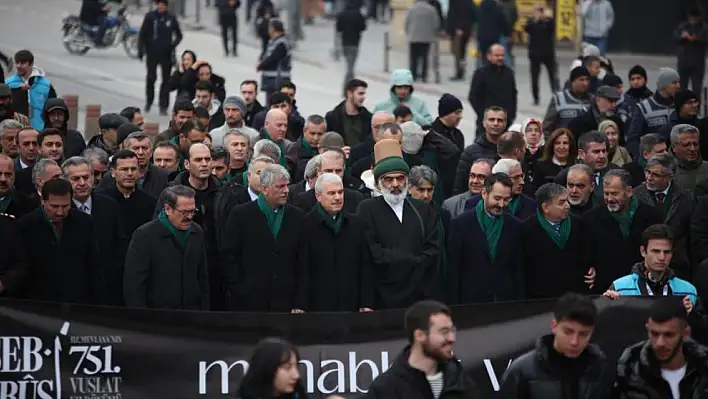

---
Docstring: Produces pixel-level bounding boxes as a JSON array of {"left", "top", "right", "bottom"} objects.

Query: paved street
[{"left": 0, "top": 0, "right": 685, "bottom": 147}]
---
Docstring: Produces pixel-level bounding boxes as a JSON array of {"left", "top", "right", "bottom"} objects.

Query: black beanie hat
[
  {"left": 116, "top": 123, "right": 142, "bottom": 147},
  {"left": 602, "top": 73, "right": 623, "bottom": 87},
  {"left": 570, "top": 66, "right": 590, "bottom": 82},
  {"left": 628, "top": 65, "right": 648, "bottom": 81},
  {"left": 438, "top": 93, "right": 463, "bottom": 117},
  {"left": 674, "top": 89, "right": 698, "bottom": 110}
]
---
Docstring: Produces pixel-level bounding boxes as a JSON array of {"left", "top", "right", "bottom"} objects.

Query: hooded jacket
[
  {"left": 372, "top": 69, "right": 434, "bottom": 126},
  {"left": 42, "top": 98, "right": 86, "bottom": 159},
  {"left": 365, "top": 346, "right": 480, "bottom": 399},
  {"left": 610, "top": 262, "right": 698, "bottom": 304},
  {"left": 6, "top": 66, "right": 57, "bottom": 130}
]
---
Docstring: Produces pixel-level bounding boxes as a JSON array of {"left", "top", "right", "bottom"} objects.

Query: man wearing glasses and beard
[{"left": 365, "top": 300, "right": 480, "bottom": 398}]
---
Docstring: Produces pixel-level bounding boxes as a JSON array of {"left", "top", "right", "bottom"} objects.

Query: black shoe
[
  {"left": 533, "top": 100, "right": 540, "bottom": 106},
  {"left": 159, "top": 109, "right": 168, "bottom": 116},
  {"left": 232, "top": 50, "right": 238, "bottom": 57},
  {"left": 144, "top": 104, "right": 151, "bottom": 113}
]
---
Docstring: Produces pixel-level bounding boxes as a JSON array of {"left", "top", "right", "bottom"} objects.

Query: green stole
[
  {"left": 475, "top": 200, "right": 504, "bottom": 262},
  {"left": 0, "top": 194, "right": 11, "bottom": 213},
  {"left": 637, "top": 155, "right": 647, "bottom": 169},
  {"left": 316, "top": 203, "right": 342, "bottom": 234},
  {"left": 300, "top": 136, "right": 318, "bottom": 158},
  {"left": 158, "top": 210, "right": 191, "bottom": 248},
  {"left": 41, "top": 205, "right": 62, "bottom": 241},
  {"left": 260, "top": 129, "right": 288, "bottom": 168},
  {"left": 257, "top": 194, "right": 285, "bottom": 238},
  {"left": 610, "top": 196, "right": 639, "bottom": 239},
  {"left": 507, "top": 196, "right": 520, "bottom": 216},
  {"left": 242, "top": 172, "right": 249, "bottom": 186},
  {"left": 536, "top": 211, "right": 572, "bottom": 249}
]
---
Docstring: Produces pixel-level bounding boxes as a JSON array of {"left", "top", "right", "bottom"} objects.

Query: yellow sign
[
  {"left": 555, "top": 0, "right": 576, "bottom": 42},
  {"left": 512, "top": 0, "right": 547, "bottom": 44}
]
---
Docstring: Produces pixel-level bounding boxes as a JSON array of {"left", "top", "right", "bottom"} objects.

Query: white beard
[{"left": 382, "top": 188, "right": 407, "bottom": 206}]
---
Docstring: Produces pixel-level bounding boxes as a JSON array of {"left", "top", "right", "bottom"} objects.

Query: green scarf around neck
[
  {"left": 242, "top": 172, "right": 249, "bottom": 186},
  {"left": 475, "top": 199, "right": 504, "bottom": 262},
  {"left": 316, "top": 203, "right": 342, "bottom": 234},
  {"left": 0, "top": 194, "right": 11, "bottom": 213},
  {"left": 536, "top": 210, "right": 572, "bottom": 249},
  {"left": 507, "top": 196, "right": 520, "bottom": 216},
  {"left": 610, "top": 196, "right": 639, "bottom": 239},
  {"left": 158, "top": 209, "right": 191, "bottom": 248},
  {"left": 257, "top": 194, "right": 285, "bottom": 238},
  {"left": 41, "top": 205, "right": 62, "bottom": 241},
  {"left": 637, "top": 155, "right": 647, "bottom": 168},
  {"left": 261, "top": 129, "right": 288, "bottom": 168},
  {"left": 300, "top": 136, "right": 318, "bottom": 157}
]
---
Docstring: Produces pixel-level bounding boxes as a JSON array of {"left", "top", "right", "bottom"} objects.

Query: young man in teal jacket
[{"left": 372, "top": 69, "right": 433, "bottom": 127}]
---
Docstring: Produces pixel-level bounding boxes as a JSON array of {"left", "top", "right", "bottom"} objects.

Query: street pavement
[{"left": 1, "top": 0, "right": 684, "bottom": 147}]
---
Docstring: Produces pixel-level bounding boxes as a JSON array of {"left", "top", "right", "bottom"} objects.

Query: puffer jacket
[
  {"left": 614, "top": 339, "right": 708, "bottom": 398},
  {"left": 499, "top": 334, "right": 614, "bottom": 399},
  {"left": 372, "top": 69, "right": 433, "bottom": 126}
]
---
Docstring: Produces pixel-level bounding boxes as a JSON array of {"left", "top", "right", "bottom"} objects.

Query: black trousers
[
  {"left": 679, "top": 65, "right": 705, "bottom": 103},
  {"left": 409, "top": 42, "right": 431, "bottom": 82},
  {"left": 145, "top": 53, "right": 172, "bottom": 111},
  {"left": 451, "top": 33, "right": 470, "bottom": 78},
  {"left": 219, "top": 16, "right": 238, "bottom": 55},
  {"left": 246, "top": 0, "right": 258, "bottom": 21},
  {"left": 529, "top": 55, "right": 559, "bottom": 104}
]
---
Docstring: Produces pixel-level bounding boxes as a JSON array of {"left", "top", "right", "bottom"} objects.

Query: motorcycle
[{"left": 61, "top": 7, "right": 139, "bottom": 59}]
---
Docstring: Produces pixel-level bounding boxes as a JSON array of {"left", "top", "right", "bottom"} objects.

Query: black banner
[{"left": 0, "top": 297, "right": 653, "bottom": 399}]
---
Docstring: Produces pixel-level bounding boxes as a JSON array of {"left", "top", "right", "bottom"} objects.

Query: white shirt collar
[
  {"left": 384, "top": 198, "right": 405, "bottom": 222},
  {"left": 305, "top": 181, "right": 312, "bottom": 191},
  {"left": 656, "top": 183, "right": 671, "bottom": 196},
  {"left": 73, "top": 196, "right": 93, "bottom": 214},
  {"left": 247, "top": 186, "right": 258, "bottom": 201}
]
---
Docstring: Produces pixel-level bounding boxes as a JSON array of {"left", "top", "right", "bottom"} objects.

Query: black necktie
[{"left": 656, "top": 193, "right": 666, "bottom": 205}]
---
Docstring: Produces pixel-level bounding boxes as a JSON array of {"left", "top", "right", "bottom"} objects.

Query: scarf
[
  {"left": 475, "top": 200, "right": 504, "bottom": 262},
  {"left": 257, "top": 194, "right": 285, "bottom": 238},
  {"left": 158, "top": 209, "right": 191, "bottom": 248},
  {"left": 637, "top": 155, "right": 647, "bottom": 169},
  {"left": 41, "top": 205, "right": 62, "bottom": 241},
  {"left": 610, "top": 196, "right": 639, "bottom": 239},
  {"left": 507, "top": 196, "right": 520, "bottom": 216},
  {"left": 536, "top": 210, "right": 572, "bottom": 249},
  {"left": 0, "top": 195, "right": 11, "bottom": 213},
  {"left": 316, "top": 203, "right": 342, "bottom": 234},
  {"left": 300, "top": 136, "right": 318, "bottom": 158},
  {"left": 260, "top": 129, "right": 288, "bottom": 168},
  {"left": 242, "top": 172, "right": 249, "bottom": 186}
]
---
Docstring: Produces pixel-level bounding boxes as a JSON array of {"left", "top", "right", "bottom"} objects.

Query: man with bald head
[
  {"left": 0, "top": 153, "right": 38, "bottom": 218},
  {"left": 259, "top": 108, "right": 291, "bottom": 171},
  {"left": 153, "top": 142, "right": 224, "bottom": 309},
  {"left": 468, "top": 43, "right": 517, "bottom": 134}
]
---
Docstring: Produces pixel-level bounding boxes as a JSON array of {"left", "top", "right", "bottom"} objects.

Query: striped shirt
[{"left": 427, "top": 371, "right": 444, "bottom": 399}]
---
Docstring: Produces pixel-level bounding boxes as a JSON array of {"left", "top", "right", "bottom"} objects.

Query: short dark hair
[
  {"left": 642, "top": 224, "right": 674, "bottom": 248},
  {"left": 639, "top": 133, "right": 665, "bottom": 155},
  {"left": 393, "top": 104, "right": 412, "bottom": 119},
  {"left": 483, "top": 172, "right": 513, "bottom": 193},
  {"left": 240, "top": 79, "right": 258, "bottom": 90},
  {"left": 497, "top": 131, "right": 525, "bottom": 156},
  {"left": 194, "top": 107, "right": 210, "bottom": 119},
  {"left": 195, "top": 80, "right": 214, "bottom": 93},
  {"left": 649, "top": 297, "right": 687, "bottom": 324},
  {"left": 379, "top": 122, "right": 402, "bottom": 136},
  {"left": 279, "top": 81, "right": 296, "bottom": 92},
  {"left": 41, "top": 177, "right": 72, "bottom": 200},
  {"left": 484, "top": 106, "right": 507, "bottom": 120},
  {"left": 154, "top": 141, "right": 180, "bottom": 156},
  {"left": 211, "top": 147, "right": 230, "bottom": 164},
  {"left": 345, "top": 78, "right": 368, "bottom": 93},
  {"left": 179, "top": 120, "right": 207, "bottom": 136},
  {"left": 578, "top": 131, "right": 607, "bottom": 152},
  {"left": 14, "top": 49, "right": 34, "bottom": 64},
  {"left": 553, "top": 293, "right": 597, "bottom": 326},
  {"left": 38, "top": 128, "right": 64, "bottom": 146},
  {"left": 173, "top": 100, "right": 195, "bottom": 115},
  {"left": 268, "top": 92, "right": 291, "bottom": 107},
  {"left": 404, "top": 300, "right": 451, "bottom": 343},
  {"left": 120, "top": 106, "right": 141, "bottom": 121},
  {"left": 110, "top": 149, "right": 137, "bottom": 169}
]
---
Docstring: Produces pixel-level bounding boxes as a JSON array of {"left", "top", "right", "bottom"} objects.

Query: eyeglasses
[
  {"left": 173, "top": 208, "right": 198, "bottom": 217},
  {"left": 468, "top": 173, "right": 487, "bottom": 181},
  {"left": 644, "top": 170, "right": 672, "bottom": 179}
]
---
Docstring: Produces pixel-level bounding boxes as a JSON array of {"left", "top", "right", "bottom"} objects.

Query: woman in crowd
[
  {"left": 599, "top": 119, "right": 632, "bottom": 166},
  {"left": 168, "top": 50, "right": 198, "bottom": 101},
  {"left": 236, "top": 338, "right": 308, "bottom": 399},
  {"left": 521, "top": 118, "right": 545, "bottom": 193},
  {"left": 532, "top": 128, "right": 577, "bottom": 191}
]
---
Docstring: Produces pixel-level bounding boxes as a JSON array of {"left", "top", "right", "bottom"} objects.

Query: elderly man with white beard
[{"left": 355, "top": 139, "right": 440, "bottom": 310}]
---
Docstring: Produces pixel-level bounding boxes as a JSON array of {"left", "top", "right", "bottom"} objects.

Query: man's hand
[
  {"left": 603, "top": 290, "right": 620, "bottom": 300},
  {"left": 341, "top": 146, "right": 351, "bottom": 159},
  {"left": 682, "top": 31, "right": 690, "bottom": 39},
  {"left": 683, "top": 296, "right": 694, "bottom": 314},
  {"left": 584, "top": 267, "right": 596, "bottom": 289},
  {"left": 291, "top": 308, "right": 305, "bottom": 314},
  {"left": 359, "top": 307, "right": 373, "bottom": 312},
  {"left": 19, "top": 82, "right": 29, "bottom": 91}
]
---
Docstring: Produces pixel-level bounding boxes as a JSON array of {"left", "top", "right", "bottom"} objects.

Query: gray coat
[
  {"left": 675, "top": 160, "right": 708, "bottom": 195},
  {"left": 123, "top": 219, "right": 210, "bottom": 310},
  {"left": 405, "top": 1, "right": 441, "bottom": 43},
  {"left": 633, "top": 182, "right": 694, "bottom": 278},
  {"left": 442, "top": 191, "right": 474, "bottom": 219}
]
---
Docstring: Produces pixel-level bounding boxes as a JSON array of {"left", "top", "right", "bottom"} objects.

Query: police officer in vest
[
  {"left": 256, "top": 19, "right": 292, "bottom": 101},
  {"left": 602, "top": 73, "right": 634, "bottom": 125},
  {"left": 542, "top": 66, "right": 593, "bottom": 136},
  {"left": 626, "top": 68, "right": 680, "bottom": 159},
  {"left": 604, "top": 224, "right": 697, "bottom": 312}
]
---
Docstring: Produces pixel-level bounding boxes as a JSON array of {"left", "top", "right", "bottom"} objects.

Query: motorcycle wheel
[
  {"left": 123, "top": 32, "right": 139, "bottom": 59},
  {"left": 62, "top": 26, "right": 90, "bottom": 56}
]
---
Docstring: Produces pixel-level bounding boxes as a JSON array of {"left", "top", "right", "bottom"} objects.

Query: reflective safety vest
[
  {"left": 637, "top": 97, "right": 672, "bottom": 131},
  {"left": 554, "top": 90, "right": 591, "bottom": 128}
]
